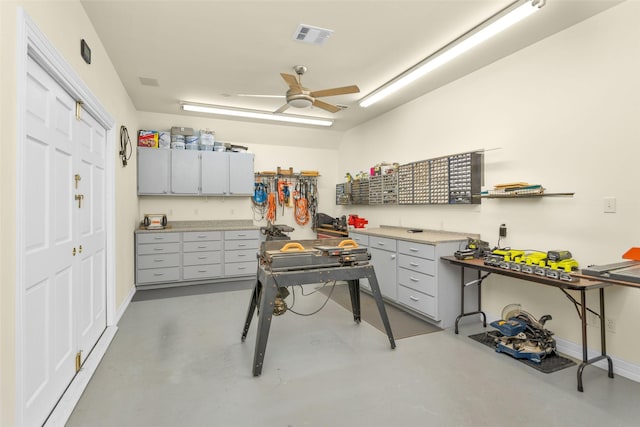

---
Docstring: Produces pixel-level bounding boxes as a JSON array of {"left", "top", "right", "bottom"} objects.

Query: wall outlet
[
  {"left": 499, "top": 223, "right": 507, "bottom": 238},
  {"left": 606, "top": 318, "right": 616, "bottom": 333},
  {"left": 604, "top": 197, "right": 616, "bottom": 213}
]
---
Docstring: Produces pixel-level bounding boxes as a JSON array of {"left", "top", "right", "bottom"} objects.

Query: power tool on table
[{"left": 454, "top": 238, "right": 491, "bottom": 260}]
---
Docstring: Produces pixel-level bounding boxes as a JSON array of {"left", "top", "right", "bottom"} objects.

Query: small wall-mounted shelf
[{"left": 474, "top": 192, "right": 575, "bottom": 199}]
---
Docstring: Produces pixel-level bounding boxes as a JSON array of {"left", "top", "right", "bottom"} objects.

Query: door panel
[{"left": 22, "top": 55, "right": 107, "bottom": 427}]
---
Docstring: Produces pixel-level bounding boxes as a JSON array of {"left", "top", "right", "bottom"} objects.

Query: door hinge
[
  {"left": 75, "top": 350, "right": 83, "bottom": 373},
  {"left": 75, "top": 100, "right": 84, "bottom": 120}
]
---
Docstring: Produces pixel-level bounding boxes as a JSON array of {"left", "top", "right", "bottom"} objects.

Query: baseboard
[
  {"left": 483, "top": 311, "right": 640, "bottom": 383},
  {"left": 43, "top": 326, "right": 118, "bottom": 427},
  {"left": 115, "top": 284, "right": 136, "bottom": 325}
]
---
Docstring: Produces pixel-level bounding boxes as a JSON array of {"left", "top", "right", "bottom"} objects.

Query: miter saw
[{"left": 489, "top": 304, "right": 556, "bottom": 364}]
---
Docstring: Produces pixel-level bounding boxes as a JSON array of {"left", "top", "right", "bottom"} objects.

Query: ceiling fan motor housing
[{"left": 286, "top": 91, "right": 313, "bottom": 108}]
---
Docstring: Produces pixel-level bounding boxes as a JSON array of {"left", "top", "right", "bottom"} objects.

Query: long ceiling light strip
[
  {"left": 182, "top": 103, "right": 333, "bottom": 127},
  {"left": 359, "top": 0, "right": 545, "bottom": 108}
]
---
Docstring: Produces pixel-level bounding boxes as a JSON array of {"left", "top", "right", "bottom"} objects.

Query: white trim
[
  {"left": 115, "top": 285, "right": 136, "bottom": 325},
  {"left": 483, "top": 311, "right": 640, "bottom": 384},
  {"left": 42, "top": 327, "right": 118, "bottom": 427},
  {"left": 16, "top": 8, "right": 117, "bottom": 426}
]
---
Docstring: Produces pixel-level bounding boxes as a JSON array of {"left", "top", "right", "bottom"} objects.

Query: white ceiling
[{"left": 80, "top": 0, "right": 623, "bottom": 131}]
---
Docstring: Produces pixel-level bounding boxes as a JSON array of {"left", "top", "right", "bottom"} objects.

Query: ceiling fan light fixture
[
  {"left": 359, "top": 0, "right": 545, "bottom": 108},
  {"left": 181, "top": 103, "right": 333, "bottom": 127},
  {"left": 287, "top": 94, "right": 313, "bottom": 108}
]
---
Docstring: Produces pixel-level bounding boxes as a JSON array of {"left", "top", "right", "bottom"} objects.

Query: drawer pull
[
  {"left": 238, "top": 244, "right": 247, "bottom": 247},
  {"left": 153, "top": 273, "right": 165, "bottom": 277},
  {"left": 198, "top": 269, "right": 207, "bottom": 273},
  {"left": 409, "top": 248, "right": 419, "bottom": 252},
  {"left": 410, "top": 262, "right": 419, "bottom": 267},
  {"left": 197, "top": 235, "right": 207, "bottom": 238},
  {"left": 198, "top": 246, "right": 207, "bottom": 249},
  {"left": 154, "top": 259, "right": 165, "bottom": 262},
  {"left": 409, "top": 296, "right": 420, "bottom": 302},
  {"left": 198, "top": 256, "right": 207, "bottom": 260},
  {"left": 153, "top": 236, "right": 165, "bottom": 240},
  {"left": 377, "top": 242, "right": 385, "bottom": 246},
  {"left": 237, "top": 233, "right": 246, "bottom": 237},
  {"left": 238, "top": 266, "right": 246, "bottom": 270},
  {"left": 410, "top": 276, "right": 419, "bottom": 282},
  {"left": 154, "top": 248, "right": 164, "bottom": 251}
]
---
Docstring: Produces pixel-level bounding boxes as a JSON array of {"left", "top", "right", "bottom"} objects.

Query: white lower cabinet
[
  {"left": 356, "top": 231, "right": 466, "bottom": 329},
  {"left": 135, "top": 228, "right": 259, "bottom": 288}
]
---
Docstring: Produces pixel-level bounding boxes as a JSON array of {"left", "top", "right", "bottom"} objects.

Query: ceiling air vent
[{"left": 293, "top": 24, "right": 333, "bottom": 45}]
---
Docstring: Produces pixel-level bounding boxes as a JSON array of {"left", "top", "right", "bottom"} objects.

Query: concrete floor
[{"left": 67, "top": 284, "right": 640, "bottom": 427}]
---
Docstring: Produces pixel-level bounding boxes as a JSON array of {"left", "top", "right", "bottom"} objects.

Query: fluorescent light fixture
[
  {"left": 359, "top": 0, "right": 545, "bottom": 108},
  {"left": 181, "top": 103, "right": 333, "bottom": 127}
]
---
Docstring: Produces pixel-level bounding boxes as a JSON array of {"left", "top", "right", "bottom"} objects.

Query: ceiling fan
[{"left": 241, "top": 65, "right": 360, "bottom": 114}]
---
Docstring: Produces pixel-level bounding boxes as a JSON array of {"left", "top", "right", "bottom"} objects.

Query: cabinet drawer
[
  {"left": 183, "top": 251, "right": 222, "bottom": 266},
  {"left": 137, "top": 253, "right": 180, "bottom": 270},
  {"left": 398, "top": 240, "right": 435, "bottom": 260},
  {"left": 224, "top": 229, "right": 260, "bottom": 240},
  {"left": 137, "top": 267, "right": 180, "bottom": 284},
  {"left": 225, "top": 261, "right": 257, "bottom": 277},
  {"left": 183, "top": 241, "right": 223, "bottom": 252},
  {"left": 225, "top": 249, "right": 257, "bottom": 263},
  {"left": 398, "top": 285, "right": 436, "bottom": 318},
  {"left": 369, "top": 236, "right": 396, "bottom": 252},
  {"left": 349, "top": 233, "right": 369, "bottom": 247},
  {"left": 224, "top": 239, "right": 260, "bottom": 251},
  {"left": 137, "top": 232, "right": 180, "bottom": 244},
  {"left": 397, "top": 254, "right": 435, "bottom": 275},
  {"left": 183, "top": 264, "right": 223, "bottom": 280},
  {"left": 183, "top": 231, "right": 222, "bottom": 242},
  {"left": 398, "top": 268, "right": 436, "bottom": 296},
  {"left": 137, "top": 242, "right": 180, "bottom": 255}
]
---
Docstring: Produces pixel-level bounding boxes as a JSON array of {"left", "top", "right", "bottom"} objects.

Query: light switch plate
[{"left": 604, "top": 197, "right": 616, "bottom": 213}]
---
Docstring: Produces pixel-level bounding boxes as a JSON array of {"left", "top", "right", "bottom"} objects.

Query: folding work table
[
  {"left": 242, "top": 249, "right": 396, "bottom": 376},
  {"left": 442, "top": 256, "right": 614, "bottom": 392}
]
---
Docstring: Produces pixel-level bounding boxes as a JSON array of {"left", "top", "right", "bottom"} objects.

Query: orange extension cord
[
  {"left": 266, "top": 192, "right": 276, "bottom": 223},
  {"left": 294, "top": 196, "right": 309, "bottom": 225}
]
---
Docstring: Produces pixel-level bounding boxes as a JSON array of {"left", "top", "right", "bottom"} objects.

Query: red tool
[{"left": 348, "top": 214, "right": 368, "bottom": 229}]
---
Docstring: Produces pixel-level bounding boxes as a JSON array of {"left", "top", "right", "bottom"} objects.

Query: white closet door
[
  {"left": 22, "top": 55, "right": 107, "bottom": 427},
  {"left": 74, "top": 106, "right": 107, "bottom": 359}
]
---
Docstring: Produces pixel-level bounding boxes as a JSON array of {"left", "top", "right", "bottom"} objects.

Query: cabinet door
[
  {"left": 201, "top": 151, "right": 228, "bottom": 195},
  {"left": 171, "top": 150, "right": 200, "bottom": 194},
  {"left": 369, "top": 247, "right": 397, "bottom": 300},
  {"left": 137, "top": 147, "right": 170, "bottom": 194},
  {"left": 228, "top": 153, "right": 255, "bottom": 195}
]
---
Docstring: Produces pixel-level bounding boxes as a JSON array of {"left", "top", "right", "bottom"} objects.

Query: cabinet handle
[
  {"left": 154, "top": 259, "right": 165, "bottom": 262},
  {"left": 409, "top": 296, "right": 419, "bottom": 302},
  {"left": 154, "top": 273, "right": 165, "bottom": 276},
  {"left": 198, "top": 269, "right": 207, "bottom": 273},
  {"left": 198, "top": 256, "right": 207, "bottom": 260},
  {"left": 237, "top": 233, "right": 246, "bottom": 237},
  {"left": 391, "top": 254, "right": 396, "bottom": 260},
  {"left": 410, "top": 248, "right": 419, "bottom": 252},
  {"left": 377, "top": 242, "right": 385, "bottom": 246},
  {"left": 238, "top": 266, "right": 246, "bottom": 270},
  {"left": 154, "top": 236, "right": 165, "bottom": 240},
  {"left": 198, "top": 246, "right": 207, "bottom": 249},
  {"left": 410, "top": 262, "right": 419, "bottom": 267},
  {"left": 238, "top": 254, "right": 246, "bottom": 257},
  {"left": 410, "top": 276, "right": 419, "bottom": 282},
  {"left": 154, "top": 248, "right": 165, "bottom": 251},
  {"left": 238, "top": 244, "right": 246, "bottom": 247},
  {"left": 198, "top": 235, "right": 207, "bottom": 238}
]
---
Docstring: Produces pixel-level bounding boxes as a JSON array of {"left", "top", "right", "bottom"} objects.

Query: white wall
[
  {"left": 338, "top": 1, "right": 640, "bottom": 365},
  {"left": 136, "top": 111, "right": 343, "bottom": 240},
  {"left": 0, "top": 1, "right": 140, "bottom": 425}
]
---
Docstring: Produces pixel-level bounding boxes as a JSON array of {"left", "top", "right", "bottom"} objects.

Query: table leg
[
  {"left": 241, "top": 280, "right": 260, "bottom": 342},
  {"left": 348, "top": 279, "right": 361, "bottom": 323},
  {"left": 365, "top": 267, "right": 396, "bottom": 349},
  {"left": 252, "top": 275, "right": 278, "bottom": 376},
  {"left": 455, "top": 267, "right": 487, "bottom": 334},
  {"left": 576, "top": 288, "right": 614, "bottom": 392}
]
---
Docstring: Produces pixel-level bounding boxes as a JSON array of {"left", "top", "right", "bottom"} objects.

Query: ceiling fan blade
[
  {"left": 310, "top": 85, "right": 360, "bottom": 98},
  {"left": 274, "top": 104, "right": 290, "bottom": 113},
  {"left": 312, "top": 99, "right": 341, "bottom": 113},
  {"left": 237, "top": 94, "right": 285, "bottom": 99},
  {"left": 280, "top": 73, "right": 301, "bottom": 90}
]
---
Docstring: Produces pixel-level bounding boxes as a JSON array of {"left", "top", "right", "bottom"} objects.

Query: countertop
[
  {"left": 135, "top": 220, "right": 259, "bottom": 233},
  {"left": 348, "top": 225, "right": 479, "bottom": 244}
]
